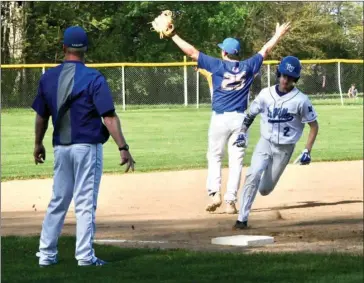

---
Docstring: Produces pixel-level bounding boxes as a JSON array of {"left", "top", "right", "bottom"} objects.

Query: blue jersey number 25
[{"left": 221, "top": 71, "right": 246, "bottom": 91}]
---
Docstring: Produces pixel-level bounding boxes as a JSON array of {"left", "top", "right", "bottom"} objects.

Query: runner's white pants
[
  {"left": 206, "top": 111, "right": 246, "bottom": 203},
  {"left": 38, "top": 143, "right": 102, "bottom": 265},
  {"left": 238, "top": 137, "right": 295, "bottom": 222}
]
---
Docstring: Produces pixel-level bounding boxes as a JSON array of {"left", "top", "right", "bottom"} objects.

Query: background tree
[{"left": 1, "top": 1, "right": 362, "bottom": 64}]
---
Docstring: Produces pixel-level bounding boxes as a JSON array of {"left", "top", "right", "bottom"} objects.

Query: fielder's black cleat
[{"left": 233, "top": 220, "right": 248, "bottom": 230}]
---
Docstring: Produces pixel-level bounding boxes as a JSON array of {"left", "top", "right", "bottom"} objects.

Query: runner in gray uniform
[{"left": 232, "top": 56, "right": 319, "bottom": 229}]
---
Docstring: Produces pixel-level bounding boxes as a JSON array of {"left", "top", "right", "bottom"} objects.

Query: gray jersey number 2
[{"left": 283, "top": 126, "right": 290, "bottom": 137}]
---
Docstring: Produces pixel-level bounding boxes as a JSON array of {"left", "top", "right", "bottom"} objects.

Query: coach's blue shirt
[
  {"left": 32, "top": 61, "right": 115, "bottom": 146},
  {"left": 198, "top": 52, "right": 263, "bottom": 113}
]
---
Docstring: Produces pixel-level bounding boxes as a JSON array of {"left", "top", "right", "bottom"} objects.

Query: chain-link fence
[{"left": 1, "top": 60, "right": 363, "bottom": 109}]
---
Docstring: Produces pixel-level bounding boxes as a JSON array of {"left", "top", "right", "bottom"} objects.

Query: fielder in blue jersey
[
  {"left": 170, "top": 23, "right": 291, "bottom": 213},
  {"left": 32, "top": 26, "right": 135, "bottom": 267}
]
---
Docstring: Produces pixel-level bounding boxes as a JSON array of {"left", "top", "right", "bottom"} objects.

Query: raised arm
[
  {"left": 172, "top": 34, "right": 221, "bottom": 74},
  {"left": 258, "top": 22, "right": 291, "bottom": 59},
  {"left": 171, "top": 34, "right": 199, "bottom": 61}
]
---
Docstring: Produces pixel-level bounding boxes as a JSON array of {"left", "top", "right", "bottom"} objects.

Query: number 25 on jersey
[{"left": 221, "top": 71, "right": 246, "bottom": 91}]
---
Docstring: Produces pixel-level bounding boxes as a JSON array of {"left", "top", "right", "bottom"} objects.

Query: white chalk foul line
[{"left": 94, "top": 239, "right": 168, "bottom": 244}]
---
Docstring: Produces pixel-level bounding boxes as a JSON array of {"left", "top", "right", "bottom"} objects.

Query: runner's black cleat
[{"left": 233, "top": 220, "right": 248, "bottom": 230}]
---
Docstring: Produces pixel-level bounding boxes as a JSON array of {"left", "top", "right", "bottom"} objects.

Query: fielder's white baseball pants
[
  {"left": 206, "top": 111, "right": 246, "bottom": 203},
  {"left": 238, "top": 137, "right": 295, "bottom": 222},
  {"left": 37, "top": 143, "right": 102, "bottom": 266}
]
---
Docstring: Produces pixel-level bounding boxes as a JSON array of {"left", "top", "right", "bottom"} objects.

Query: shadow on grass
[{"left": 2, "top": 236, "right": 364, "bottom": 283}]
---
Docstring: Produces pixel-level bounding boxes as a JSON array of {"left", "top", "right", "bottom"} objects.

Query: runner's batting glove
[
  {"left": 299, "top": 149, "right": 311, "bottom": 165},
  {"left": 233, "top": 132, "right": 248, "bottom": 148}
]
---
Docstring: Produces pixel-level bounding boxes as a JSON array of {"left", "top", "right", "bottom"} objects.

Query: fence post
[
  {"left": 42, "top": 65, "right": 45, "bottom": 74},
  {"left": 337, "top": 62, "right": 344, "bottom": 106},
  {"left": 184, "top": 56, "right": 188, "bottom": 106},
  {"left": 122, "top": 65, "right": 126, "bottom": 111},
  {"left": 196, "top": 69, "right": 199, "bottom": 109},
  {"left": 267, "top": 64, "right": 271, "bottom": 87}
]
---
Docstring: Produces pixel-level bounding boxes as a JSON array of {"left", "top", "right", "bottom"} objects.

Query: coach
[{"left": 32, "top": 26, "right": 135, "bottom": 267}]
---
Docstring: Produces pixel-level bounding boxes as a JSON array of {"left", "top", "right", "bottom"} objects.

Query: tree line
[{"left": 1, "top": 1, "right": 363, "bottom": 64}]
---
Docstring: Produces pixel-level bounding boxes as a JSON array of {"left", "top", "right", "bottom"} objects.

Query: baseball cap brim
[{"left": 218, "top": 43, "right": 224, "bottom": 50}]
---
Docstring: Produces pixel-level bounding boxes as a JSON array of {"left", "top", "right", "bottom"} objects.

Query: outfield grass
[
  {"left": 2, "top": 236, "right": 363, "bottom": 283},
  {"left": 307, "top": 96, "right": 363, "bottom": 106},
  {"left": 1, "top": 103, "right": 362, "bottom": 180}
]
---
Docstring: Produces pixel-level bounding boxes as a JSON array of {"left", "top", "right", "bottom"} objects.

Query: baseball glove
[{"left": 150, "top": 10, "right": 175, "bottom": 39}]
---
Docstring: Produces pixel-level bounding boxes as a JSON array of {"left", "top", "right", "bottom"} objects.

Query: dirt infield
[{"left": 2, "top": 161, "right": 363, "bottom": 253}]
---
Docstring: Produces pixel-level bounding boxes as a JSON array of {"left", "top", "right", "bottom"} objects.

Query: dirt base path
[{"left": 2, "top": 161, "right": 363, "bottom": 254}]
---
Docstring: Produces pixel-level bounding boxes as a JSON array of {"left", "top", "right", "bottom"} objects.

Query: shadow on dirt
[{"left": 252, "top": 200, "right": 363, "bottom": 212}]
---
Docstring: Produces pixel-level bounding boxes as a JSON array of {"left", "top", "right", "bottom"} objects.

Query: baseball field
[{"left": 2, "top": 98, "right": 363, "bottom": 282}]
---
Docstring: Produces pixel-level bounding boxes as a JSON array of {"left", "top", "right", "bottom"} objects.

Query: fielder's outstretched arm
[
  {"left": 305, "top": 120, "right": 319, "bottom": 152},
  {"left": 171, "top": 34, "right": 199, "bottom": 61},
  {"left": 258, "top": 22, "right": 291, "bottom": 59}
]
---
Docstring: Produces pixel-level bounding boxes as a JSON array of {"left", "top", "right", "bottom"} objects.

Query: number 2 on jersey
[
  {"left": 283, "top": 126, "right": 290, "bottom": 137},
  {"left": 221, "top": 71, "right": 246, "bottom": 91}
]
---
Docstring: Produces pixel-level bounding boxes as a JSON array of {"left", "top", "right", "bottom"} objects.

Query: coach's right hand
[
  {"left": 34, "top": 143, "right": 46, "bottom": 165},
  {"left": 120, "top": 150, "right": 135, "bottom": 173},
  {"left": 233, "top": 132, "right": 247, "bottom": 148}
]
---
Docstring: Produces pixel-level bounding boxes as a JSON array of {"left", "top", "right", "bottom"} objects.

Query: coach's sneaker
[
  {"left": 78, "top": 258, "right": 107, "bottom": 266},
  {"left": 37, "top": 252, "right": 58, "bottom": 267},
  {"left": 205, "top": 193, "right": 222, "bottom": 212},
  {"left": 225, "top": 202, "right": 238, "bottom": 214},
  {"left": 233, "top": 220, "right": 248, "bottom": 230},
  {"left": 39, "top": 259, "right": 58, "bottom": 267}
]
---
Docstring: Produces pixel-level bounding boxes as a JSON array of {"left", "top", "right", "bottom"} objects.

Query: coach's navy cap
[
  {"left": 63, "top": 26, "right": 88, "bottom": 48},
  {"left": 218, "top": 38, "right": 240, "bottom": 55}
]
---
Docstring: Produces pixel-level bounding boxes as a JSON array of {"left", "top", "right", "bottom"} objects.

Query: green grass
[
  {"left": 308, "top": 96, "right": 363, "bottom": 106},
  {"left": 1, "top": 103, "right": 363, "bottom": 181},
  {"left": 2, "top": 236, "right": 363, "bottom": 283}
]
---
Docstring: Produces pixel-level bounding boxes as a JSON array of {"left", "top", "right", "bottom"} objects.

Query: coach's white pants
[
  {"left": 238, "top": 137, "right": 295, "bottom": 222},
  {"left": 206, "top": 111, "right": 246, "bottom": 203},
  {"left": 38, "top": 143, "right": 102, "bottom": 266}
]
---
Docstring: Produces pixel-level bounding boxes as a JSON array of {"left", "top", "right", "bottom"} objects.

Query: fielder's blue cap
[
  {"left": 218, "top": 38, "right": 240, "bottom": 55},
  {"left": 63, "top": 26, "right": 88, "bottom": 48}
]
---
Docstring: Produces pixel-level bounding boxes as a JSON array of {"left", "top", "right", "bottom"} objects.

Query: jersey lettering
[{"left": 267, "top": 107, "right": 294, "bottom": 123}]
